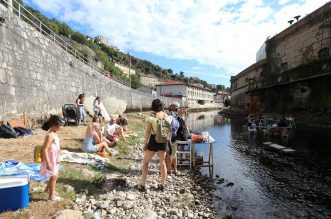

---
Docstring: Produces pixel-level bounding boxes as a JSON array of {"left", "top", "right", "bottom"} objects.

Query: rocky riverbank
[{"left": 72, "top": 142, "right": 217, "bottom": 219}]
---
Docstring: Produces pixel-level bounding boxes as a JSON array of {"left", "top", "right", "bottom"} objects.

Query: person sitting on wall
[
  {"left": 116, "top": 114, "right": 129, "bottom": 132},
  {"left": 104, "top": 117, "right": 128, "bottom": 145}
]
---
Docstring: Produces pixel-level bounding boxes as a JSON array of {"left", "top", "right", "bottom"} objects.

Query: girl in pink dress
[{"left": 40, "top": 115, "right": 64, "bottom": 201}]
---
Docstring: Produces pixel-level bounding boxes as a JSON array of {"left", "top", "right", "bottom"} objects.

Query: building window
[{"left": 318, "top": 47, "right": 330, "bottom": 59}]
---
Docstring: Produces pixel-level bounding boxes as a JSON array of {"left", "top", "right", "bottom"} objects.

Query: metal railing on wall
[{"left": 0, "top": 0, "right": 130, "bottom": 87}]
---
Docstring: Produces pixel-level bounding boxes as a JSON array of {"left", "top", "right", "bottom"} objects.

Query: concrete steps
[{"left": 263, "top": 142, "right": 295, "bottom": 154}]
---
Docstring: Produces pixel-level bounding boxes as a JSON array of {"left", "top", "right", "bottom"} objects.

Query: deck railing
[{"left": 0, "top": 0, "right": 130, "bottom": 87}]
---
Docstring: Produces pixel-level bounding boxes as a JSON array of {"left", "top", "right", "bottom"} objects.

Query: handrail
[{"left": 1, "top": 0, "right": 130, "bottom": 87}]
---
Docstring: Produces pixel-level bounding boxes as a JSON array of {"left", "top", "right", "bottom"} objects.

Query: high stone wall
[{"left": 0, "top": 7, "right": 178, "bottom": 120}]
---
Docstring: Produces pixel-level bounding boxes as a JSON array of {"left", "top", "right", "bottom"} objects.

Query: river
[{"left": 185, "top": 110, "right": 331, "bottom": 218}]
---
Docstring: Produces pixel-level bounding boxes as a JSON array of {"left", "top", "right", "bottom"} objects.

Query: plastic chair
[{"left": 247, "top": 125, "right": 257, "bottom": 132}]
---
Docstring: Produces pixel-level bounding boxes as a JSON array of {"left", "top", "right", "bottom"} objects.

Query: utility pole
[{"left": 128, "top": 52, "right": 131, "bottom": 88}]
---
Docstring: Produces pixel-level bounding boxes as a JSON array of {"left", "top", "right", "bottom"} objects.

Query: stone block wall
[
  {"left": 267, "top": 2, "right": 331, "bottom": 74},
  {"left": 0, "top": 8, "right": 177, "bottom": 120}
]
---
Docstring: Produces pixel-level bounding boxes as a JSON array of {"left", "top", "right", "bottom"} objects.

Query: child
[{"left": 40, "top": 115, "right": 64, "bottom": 201}]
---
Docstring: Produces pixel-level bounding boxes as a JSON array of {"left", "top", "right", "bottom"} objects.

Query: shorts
[
  {"left": 82, "top": 142, "right": 98, "bottom": 152},
  {"left": 147, "top": 134, "right": 167, "bottom": 152},
  {"left": 108, "top": 135, "right": 119, "bottom": 142}
]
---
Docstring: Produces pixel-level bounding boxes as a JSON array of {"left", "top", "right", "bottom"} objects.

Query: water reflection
[
  {"left": 186, "top": 111, "right": 230, "bottom": 132},
  {"left": 185, "top": 110, "right": 331, "bottom": 218}
]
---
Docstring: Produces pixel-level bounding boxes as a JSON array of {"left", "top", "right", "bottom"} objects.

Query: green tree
[
  {"left": 217, "top": 84, "right": 225, "bottom": 91},
  {"left": 71, "top": 32, "right": 87, "bottom": 45},
  {"left": 131, "top": 74, "right": 141, "bottom": 89},
  {"left": 179, "top": 71, "right": 185, "bottom": 80}
]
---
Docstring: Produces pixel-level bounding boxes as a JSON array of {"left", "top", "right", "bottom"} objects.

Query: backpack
[
  {"left": 0, "top": 124, "right": 19, "bottom": 138},
  {"left": 153, "top": 114, "right": 172, "bottom": 143}
]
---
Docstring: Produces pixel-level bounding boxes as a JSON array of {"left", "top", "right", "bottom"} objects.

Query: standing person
[
  {"left": 167, "top": 102, "right": 187, "bottom": 175},
  {"left": 40, "top": 115, "right": 65, "bottom": 201},
  {"left": 76, "top": 93, "right": 86, "bottom": 125},
  {"left": 93, "top": 96, "right": 102, "bottom": 119},
  {"left": 138, "top": 99, "right": 171, "bottom": 192}
]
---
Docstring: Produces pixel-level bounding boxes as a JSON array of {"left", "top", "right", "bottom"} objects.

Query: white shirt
[
  {"left": 93, "top": 99, "right": 100, "bottom": 111},
  {"left": 104, "top": 123, "right": 122, "bottom": 137}
]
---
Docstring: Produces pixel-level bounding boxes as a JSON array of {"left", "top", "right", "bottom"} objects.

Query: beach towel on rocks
[
  {"left": 0, "top": 160, "right": 60, "bottom": 182},
  {"left": 60, "top": 150, "right": 109, "bottom": 169}
]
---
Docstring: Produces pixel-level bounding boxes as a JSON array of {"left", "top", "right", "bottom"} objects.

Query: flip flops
[{"left": 49, "top": 196, "right": 63, "bottom": 202}]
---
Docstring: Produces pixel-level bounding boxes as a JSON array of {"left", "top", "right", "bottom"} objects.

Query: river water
[{"left": 185, "top": 110, "right": 331, "bottom": 218}]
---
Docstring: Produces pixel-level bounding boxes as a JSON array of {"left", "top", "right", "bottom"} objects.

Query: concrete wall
[
  {"left": 230, "top": 60, "right": 265, "bottom": 110},
  {"left": 230, "top": 3, "right": 331, "bottom": 114},
  {"left": 267, "top": 2, "right": 331, "bottom": 75},
  {"left": 140, "top": 74, "right": 159, "bottom": 87},
  {"left": 0, "top": 8, "right": 177, "bottom": 120}
]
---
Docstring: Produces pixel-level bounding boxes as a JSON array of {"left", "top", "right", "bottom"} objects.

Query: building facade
[
  {"left": 214, "top": 91, "right": 229, "bottom": 103},
  {"left": 230, "top": 2, "right": 331, "bottom": 113},
  {"left": 95, "top": 35, "right": 109, "bottom": 45},
  {"left": 139, "top": 74, "right": 159, "bottom": 87},
  {"left": 156, "top": 83, "right": 213, "bottom": 105},
  {"left": 115, "top": 63, "right": 136, "bottom": 78},
  {"left": 230, "top": 60, "right": 265, "bottom": 111}
]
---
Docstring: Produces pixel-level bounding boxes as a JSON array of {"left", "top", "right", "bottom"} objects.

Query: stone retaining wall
[{"left": 0, "top": 7, "right": 177, "bottom": 120}]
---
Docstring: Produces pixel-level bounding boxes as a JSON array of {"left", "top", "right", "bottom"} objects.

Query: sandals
[
  {"left": 49, "top": 196, "right": 63, "bottom": 202},
  {"left": 174, "top": 171, "right": 181, "bottom": 176},
  {"left": 136, "top": 184, "right": 146, "bottom": 192}
]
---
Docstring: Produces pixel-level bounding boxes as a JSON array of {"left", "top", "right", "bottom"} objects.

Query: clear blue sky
[{"left": 23, "top": 0, "right": 327, "bottom": 87}]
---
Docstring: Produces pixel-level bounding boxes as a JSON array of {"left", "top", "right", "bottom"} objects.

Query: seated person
[
  {"left": 247, "top": 114, "right": 256, "bottom": 126},
  {"left": 116, "top": 114, "right": 129, "bottom": 132},
  {"left": 90, "top": 116, "right": 114, "bottom": 147},
  {"left": 277, "top": 118, "right": 288, "bottom": 127},
  {"left": 104, "top": 117, "right": 128, "bottom": 144},
  {"left": 82, "top": 123, "right": 112, "bottom": 156}
]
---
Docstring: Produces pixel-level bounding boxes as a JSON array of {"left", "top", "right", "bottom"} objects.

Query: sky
[{"left": 23, "top": 0, "right": 329, "bottom": 87}]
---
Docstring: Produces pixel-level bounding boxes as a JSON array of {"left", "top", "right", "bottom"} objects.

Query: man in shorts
[{"left": 104, "top": 117, "right": 128, "bottom": 145}]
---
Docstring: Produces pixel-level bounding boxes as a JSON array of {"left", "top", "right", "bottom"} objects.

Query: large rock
[
  {"left": 173, "top": 193, "right": 195, "bottom": 209},
  {"left": 142, "top": 209, "right": 158, "bottom": 219},
  {"left": 55, "top": 209, "right": 84, "bottom": 219}
]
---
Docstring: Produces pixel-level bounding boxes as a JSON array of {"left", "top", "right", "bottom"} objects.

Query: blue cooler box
[{"left": 0, "top": 176, "right": 29, "bottom": 212}]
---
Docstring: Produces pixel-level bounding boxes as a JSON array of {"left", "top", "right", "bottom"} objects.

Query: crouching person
[
  {"left": 83, "top": 122, "right": 112, "bottom": 157},
  {"left": 104, "top": 117, "right": 128, "bottom": 145}
]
